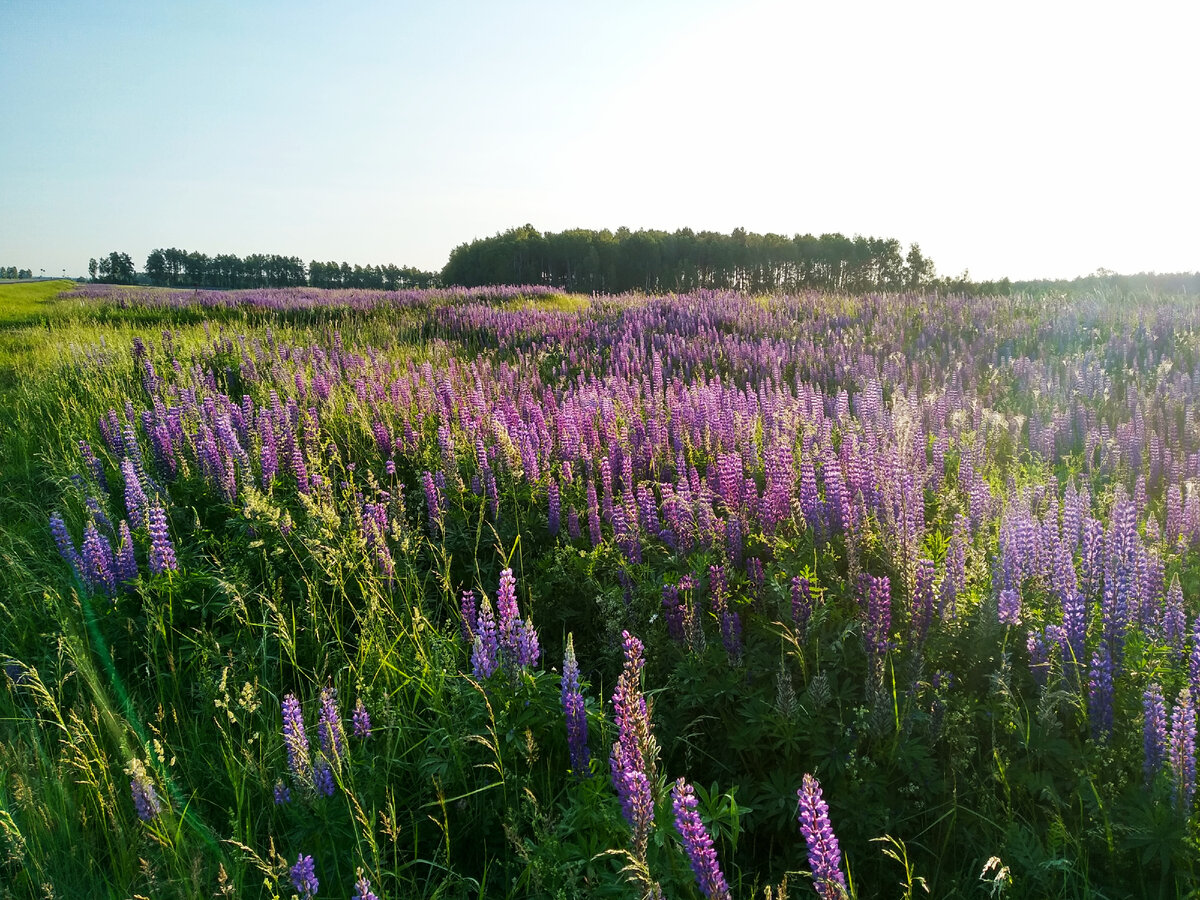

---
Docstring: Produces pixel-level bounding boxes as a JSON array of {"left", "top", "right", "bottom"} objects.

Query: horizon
[{"left": 2, "top": 1, "right": 1197, "bottom": 283}]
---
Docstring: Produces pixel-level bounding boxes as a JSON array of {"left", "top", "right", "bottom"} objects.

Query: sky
[{"left": 2, "top": 0, "right": 1197, "bottom": 282}]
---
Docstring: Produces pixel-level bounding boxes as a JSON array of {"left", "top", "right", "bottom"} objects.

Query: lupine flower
[
  {"left": 997, "top": 588, "right": 1021, "bottom": 626},
  {"left": 471, "top": 597, "right": 500, "bottom": 679},
  {"left": 548, "top": 479, "right": 561, "bottom": 536},
  {"left": 281, "top": 693, "right": 311, "bottom": 785},
  {"left": 116, "top": 519, "right": 138, "bottom": 585},
  {"left": 313, "top": 758, "right": 336, "bottom": 797},
  {"left": 351, "top": 872, "right": 379, "bottom": 900},
  {"left": 81, "top": 522, "right": 117, "bottom": 595},
  {"left": 797, "top": 773, "right": 847, "bottom": 900},
  {"left": 1089, "top": 643, "right": 1114, "bottom": 740},
  {"left": 610, "top": 631, "right": 658, "bottom": 857},
  {"left": 274, "top": 780, "right": 291, "bottom": 805},
  {"left": 50, "top": 513, "right": 82, "bottom": 578},
  {"left": 121, "top": 457, "right": 149, "bottom": 529},
  {"left": 672, "top": 777, "right": 731, "bottom": 900},
  {"left": 561, "top": 634, "right": 590, "bottom": 776},
  {"left": 130, "top": 765, "right": 161, "bottom": 822},
  {"left": 352, "top": 698, "right": 372, "bottom": 739},
  {"left": 147, "top": 506, "right": 177, "bottom": 574},
  {"left": 317, "top": 684, "right": 346, "bottom": 765},
  {"left": 865, "top": 574, "right": 892, "bottom": 659},
  {"left": 1143, "top": 683, "right": 1167, "bottom": 784},
  {"left": 792, "top": 575, "right": 813, "bottom": 635},
  {"left": 1168, "top": 687, "right": 1197, "bottom": 811},
  {"left": 290, "top": 854, "right": 319, "bottom": 899}
]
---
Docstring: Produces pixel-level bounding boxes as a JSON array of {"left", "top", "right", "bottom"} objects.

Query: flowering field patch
[{"left": 2, "top": 282, "right": 1199, "bottom": 898}]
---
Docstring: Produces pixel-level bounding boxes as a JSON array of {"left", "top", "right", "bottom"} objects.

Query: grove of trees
[
  {"left": 440, "top": 224, "right": 937, "bottom": 293},
  {"left": 0, "top": 266, "right": 34, "bottom": 279}
]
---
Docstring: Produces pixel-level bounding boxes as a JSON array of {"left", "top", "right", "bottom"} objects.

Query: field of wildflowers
[{"left": 2, "top": 281, "right": 1199, "bottom": 898}]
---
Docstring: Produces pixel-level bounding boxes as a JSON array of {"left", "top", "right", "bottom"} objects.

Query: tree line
[
  {"left": 87, "top": 248, "right": 438, "bottom": 290},
  {"left": 1, "top": 266, "right": 34, "bottom": 280},
  {"left": 441, "top": 224, "right": 937, "bottom": 293}
]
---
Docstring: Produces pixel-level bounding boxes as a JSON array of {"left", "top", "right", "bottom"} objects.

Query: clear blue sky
[{"left": 2, "top": 0, "right": 1197, "bottom": 282}]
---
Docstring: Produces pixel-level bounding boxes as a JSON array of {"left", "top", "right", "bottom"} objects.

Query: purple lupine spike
[
  {"left": 1088, "top": 643, "right": 1115, "bottom": 740},
  {"left": 121, "top": 457, "right": 148, "bottom": 529},
  {"left": 281, "top": 693, "right": 311, "bottom": 786},
  {"left": 548, "top": 479, "right": 561, "bottom": 536},
  {"left": 290, "top": 854, "right": 319, "bottom": 900},
  {"left": 513, "top": 618, "right": 541, "bottom": 668},
  {"left": 351, "top": 872, "right": 379, "bottom": 900},
  {"left": 610, "top": 631, "right": 658, "bottom": 857},
  {"left": 1168, "top": 687, "right": 1196, "bottom": 811},
  {"left": 459, "top": 589, "right": 478, "bottom": 645},
  {"left": 313, "top": 758, "right": 336, "bottom": 797},
  {"left": 81, "top": 522, "right": 117, "bottom": 595},
  {"left": 662, "top": 584, "right": 685, "bottom": 642},
  {"left": 317, "top": 684, "right": 346, "bottom": 764},
  {"left": 792, "top": 575, "right": 813, "bottom": 636},
  {"left": 79, "top": 440, "right": 108, "bottom": 492},
  {"left": 273, "top": 780, "right": 291, "bottom": 805},
  {"left": 797, "top": 773, "right": 847, "bottom": 900},
  {"left": 50, "top": 513, "right": 82, "bottom": 579},
  {"left": 1163, "top": 576, "right": 1187, "bottom": 655},
  {"left": 259, "top": 415, "right": 278, "bottom": 486},
  {"left": 147, "top": 506, "right": 177, "bottom": 574},
  {"left": 471, "top": 597, "right": 500, "bottom": 679},
  {"left": 672, "top": 777, "right": 731, "bottom": 900},
  {"left": 586, "top": 481, "right": 602, "bottom": 546},
  {"left": 997, "top": 587, "right": 1021, "bottom": 626},
  {"left": 567, "top": 506, "right": 581, "bottom": 540},
  {"left": 1143, "top": 683, "right": 1167, "bottom": 784},
  {"left": 352, "top": 698, "right": 372, "bottom": 739},
  {"left": 561, "top": 634, "right": 590, "bottom": 776},
  {"left": 116, "top": 520, "right": 138, "bottom": 585},
  {"left": 708, "top": 564, "right": 742, "bottom": 666},
  {"left": 495, "top": 567, "right": 520, "bottom": 654},
  {"left": 911, "top": 559, "right": 935, "bottom": 644},
  {"left": 1027, "top": 629, "right": 1049, "bottom": 685},
  {"left": 130, "top": 768, "right": 161, "bottom": 822},
  {"left": 865, "top": 574, "right": 892, "bottom": 659},
  {"left": 422, "top": 471, "right": 443, "bottom": 529}
]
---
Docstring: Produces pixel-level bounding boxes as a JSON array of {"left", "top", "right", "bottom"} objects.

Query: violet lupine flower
[
  {"left": 792, "top": 575, "right": 813, "bottom": 636},
  {"left": 1163, "top": 576, "right": 1187, "bottom": 655},
  {"left": 1088, "top": 643, "right": 1115, "bottom": 740},
  {"left": 865, "top": 574, "right": 892, "bottom": 659},
  {"left": 421, "top": 470, "right": 442, "bottom": 533},
  {"left": 290, "top": 854, "right": 319, "bottom": 900},
  {"left": 586, "top": 482, "right": 603, "bottom": 547},
  {"left": 548, "top": 479, "right": 561, "bottom": 536},
  {"left": 471, "top": 597, "right": 500, "bottom": 679},
  {"left": 50, "top": 513, "right": 82, "bottom": 578},
  {"left": 79, "top": 440, "right": 108, "bottom": 492},
  {"left": 274, "top": 780, "right": 291, "bottom": 805},
  {"left": 281, "top": 693, "right": 311, "bottom": 786},
  {"left": 121, "top": 457, "right": 148, "bottom": 530},
  {"left": 911, "top": 559, "right": 935, "bottom": 645},
  {"left": 130, "top": 769, "right": 161, "bottom": 822},
  {"left": 1143, "top": 683, "right": 1167, "bottom": 784},
  {"left": 1027, "top": 629, "right": 1049, "bottom": 686},
  {"left": 709, "top": 564, "right": 742, "bottom": 666},
  {"left": 561, "top": 634, "right": 590, "bottom": 776},
  {"left": 567, "top": 506, "right": 581, "bottom": 540},
  {"left": 351, "top": 872, "right": 379, "bottom": 900},
  {"left": 997, "top": 588, "right": 1021, "bottom": 626},
  {"left": 352, "top": 698, "right": 372, "bottom": 739},
  {"left": 313, "top": 758, "right": 336, "bottom": 797},
  {"left": 797, "top": 773, "right": 847, "bottom": 900},
  {"left": 147, "top": 506, "right": 177, "bottom": 574},
  {"left": 116, "top": 520, "right": 138, "bottom": 585},
  {"left": 672, "top": 777, "right": 731, "bottom": 900},
  {"left": 610, "top": 631, "right": 658, "bottom": 857},
  {"left": 317, "top": 685, "right": 346, "bottom": 765},
  {"left": 81, "top": 522, "right": 117, "bottom": 595},
  {"left": 460, "top": 589, "right": 478, "bottom": 645},
  {"left": 662, "top": 584, "right": 686, "bottom": 642},
  {"left": 1168, "top": 687, "right": 1196, "bottom": 811}
]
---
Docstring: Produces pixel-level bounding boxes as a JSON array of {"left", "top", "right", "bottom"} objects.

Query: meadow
[{"left": 1, "top": 280, "right": 1198, "bottom": 899}]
